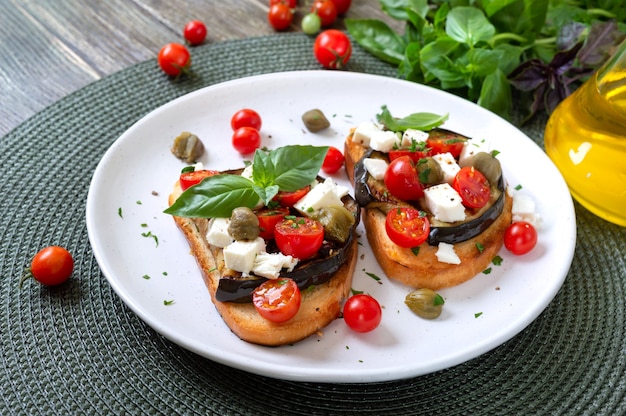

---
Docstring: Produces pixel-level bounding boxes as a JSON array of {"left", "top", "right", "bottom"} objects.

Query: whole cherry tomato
[
  {"left": 384, "top": 155, "right": 424, "bottom": 201},
  {"left": 232, "top": 127, "right": 261, "bottom": 155},
  {"left": 385, "top": 207, "right": 430, "bottom": 248},
  {"left": 270, "top": 0, "right": 296, "bottom": 7},
  {"left": 343, "top": 294, "right": 382, "bottom": 333},
  {"left": 274, "top": 217, "right": 324, "bottom": 260},
  {"left": 313, "top": 29, "right": 352, "bottom": 69},
  {"left": 311, "top": 0, "right": 337, "bottom": 27},
  {"left": 329, "top": 0, "right": 351, "bottom": 15},
  {"left": 268, "top": 2, "right": 294, "bottom": 31},
  {"left": 157, "top": 43, "right": 191, "bottom": 76},
  {"left": 183, "top": 20, "right": 207, "bottom": 46},
  {"left": 23, "top": 246, "right": 74, "bottom": 287},
  {"left": 504, "top": 221, "right": 538, "bottom": 255},
  {"left": 321, "top": 146, "right": 345, "bottom": 174},
  {"left": 253, "top": 278, "right": 302, "bottom": 323},
  {"left": 231, "top": 108, "right": 262, "bottom": 131}
]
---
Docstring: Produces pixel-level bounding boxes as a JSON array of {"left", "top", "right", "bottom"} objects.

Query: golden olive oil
[{"left": 544, "top": 66, "right": 626, "bottom": 226}]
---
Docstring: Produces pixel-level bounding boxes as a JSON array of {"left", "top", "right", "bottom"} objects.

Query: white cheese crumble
[
  {"left": 369, "top": 130, "right": 401, "bottom": 153},
  {"left": 206, "top": 217, "right": 234, "bottom": 248},
  {"left": 351, "top": 122, "right": 381, "bottom": 147},
  {"left": 432, "top": 152, "right": 461, "bottom": 184},
  {"left": 436, "top": 242, "right": 461, "bottom": 264},
  {"left": 251, "top": 252, "right": 298, "bottom": 279},
  {"left": 459, "top": 138, "right": 491, "bottom": 166},
  {"left": 424, "top": 183, "right": 466, "bottom": 223},
  {"left": 512, "top": 193, "right": 542, "bottom": 228},
  {"left": 363, "top": 158, "right": 388, "bottom": 180},
  {"left": 223, "top": 237, "right": 266, "bottom": 275},
  {"left": 293, "top": 178, "right": 348, "bottom": 215},
  {"left": 401, "top": 129, "right": 429, "bottom": 148}
]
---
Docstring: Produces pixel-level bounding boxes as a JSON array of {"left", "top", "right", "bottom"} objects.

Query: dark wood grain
[{"left": 0, "top": 0, "right": 400, "bottom": 137}]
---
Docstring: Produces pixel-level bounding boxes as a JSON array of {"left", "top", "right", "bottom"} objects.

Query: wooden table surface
[{"left": 0, "top": 0, "right": 399, "bottom": 138}]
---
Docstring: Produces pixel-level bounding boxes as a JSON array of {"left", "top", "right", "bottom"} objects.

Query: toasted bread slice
[
  {"left": 344, "top": 132, "right": 512, "bottom": 290},
  {"left": 168, "top": 182, "right": 358, "bottom": 346}
]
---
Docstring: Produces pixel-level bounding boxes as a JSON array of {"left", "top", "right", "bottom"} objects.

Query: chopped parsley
[
  {"left": 475, "top": 312, "right": 483, "bottom": 318},
  {"left": 492, "top": 255, "right": 503, "bottom": 266},
  {"left": 482, "top": 267, "right": 492, "bottom": 274},
  {"left": 163, "top": 300, "right": 175, "bottom": 306},
  {"left": 142, "top": 275, "right": 150, "bottom": 280},
  {"left": 141, "top": 231, "right": 159, "bottom": 247},
  {"left": 475, "top": 242, "right": 485, "bottom": 253},
  {"left": 118, "top": 207, "right": 123, "bottom": 218},
  {"left": 411, "top": 246, "right": 420, "bottom": 256}
]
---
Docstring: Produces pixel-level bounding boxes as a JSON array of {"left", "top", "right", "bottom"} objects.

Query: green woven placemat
[{"left": 1, "top": 33, "right": 624, "bottom": 415}]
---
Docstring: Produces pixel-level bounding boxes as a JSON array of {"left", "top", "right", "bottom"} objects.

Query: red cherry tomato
[
  {"left": 504, "top": 221, "right": 537, "bottom": 255},
  {"left": 329, "top": 0, "right": 351, "bottom": 15},
  {"left": 253, "top": 278, "right": 302, "bottom": 323},
  {"left": 183, "top": 20, "right": 207, "bottom": 46},
  {"left": 230, "top": 108, "right": 262, "bottom": 131},
  {"left": 274, "top": 217, "right": 324, "bottom": 260},
  {"left": 388, "top": 149, "right": 431, "bottom": 163},
  {"left": 232, "top": 127, "right": 262, "bottom": 155},
  {"left": 256, "top": 207, "right": 290, "bottom": 240},
  {"left": 270, "top": 0, "right": 297, "bottom": 7},
  {"left": 311, "top": 0, "right": 337, "bottom": 27},
  {"left": 313, "top": 29, "right": 352, "bottom": 69},
  {"left": 453, "top": 166, "right": 490, "bottom": 209},
  {"left": 179, "top": 169, "right": 219, "bottom": 191},
  {"left": 272, "top": 185, "right": 310, "bottom": 207},
  {"left": 268, "top": 3, "right": 294, "bottom": 31},
  {"left": 385, "top": 207, "right": 430, "bottom": 248},
  {"left": 343, "top": 294, "right": 382, "bottom": 333},
  {"left": 26, "top": 246, "right": 74, "bottom": 286},
  {"left": 384, "top": 155, "right": 424, "bottom": 201},
  {"left": 426, "top": 131, "right": 466, "bottom": 158},
  {"left": 321, "top": 146, "right": 345, "bottom": 174},
  {"left": 157, "top": 43, "right": 191, "bottom": 76}
]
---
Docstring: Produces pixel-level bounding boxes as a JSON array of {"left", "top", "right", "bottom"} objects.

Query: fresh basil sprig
[
  {"left": 376, "top": 105, "right": 448, "bottom": 132},
  {"left": 164, "top": 145, "right": 328, "bottom": 218}
]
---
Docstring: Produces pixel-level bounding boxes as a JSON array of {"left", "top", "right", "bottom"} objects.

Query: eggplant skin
[
  {"left": 215, "top": 193, "right": 360, "bottom": 303},
  {"left": 353, "top": 143, "right": 506, "bottom": 246}
]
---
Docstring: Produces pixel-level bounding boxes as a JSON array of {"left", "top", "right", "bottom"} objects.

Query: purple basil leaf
[
  {"left": 508, "top": 60, "right": 548, "bottom": 91},
  {"left": 557, "top": 22, "right": 586, "bottom": 51},
  {"left": 578, "top": 21, "right": 626, "bottom": 68},
  {"left": 550, "top": 42, "right": 583, "bottom": 74}
]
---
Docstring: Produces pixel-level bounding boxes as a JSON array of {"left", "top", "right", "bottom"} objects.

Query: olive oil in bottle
[{"left": 544, "top": 41, "right": 626, "bottom": 227}]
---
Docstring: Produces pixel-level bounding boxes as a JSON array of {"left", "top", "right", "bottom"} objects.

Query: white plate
[{"left": 86, "top": 71, "right": 576, "bottom": 383}]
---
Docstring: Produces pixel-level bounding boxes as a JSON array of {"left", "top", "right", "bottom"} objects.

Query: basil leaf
[
  {"left": 164, "top": 174, "right": 259, "bottom": 218},
  {"left": 376, "top": 105, "right": 449, "bottom": 131},
  {"left": 446, "top": 7, "right": 495, "bottom": 47},
  {"left": 252, "top": 148, "right": 275, "bottom": 187},
  {"left": 270, "top": 145, "right": 328, "bottom": 191},
  {"left": 253, "top": 184, "right": 279, "bottom": 206},
  {"left": 478, "top": 69, "right": 512, "bottom": 119},
  {"left": 345, "top": 19, "right": 406, "bottom": 65}
]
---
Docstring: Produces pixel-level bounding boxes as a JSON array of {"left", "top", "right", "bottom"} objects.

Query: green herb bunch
[{"left": 346, "top": 0, "right": 625, "bottom": 122}]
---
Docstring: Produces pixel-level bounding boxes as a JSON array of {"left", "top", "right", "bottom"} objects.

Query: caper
[
  {"left": 228, "top": 207, "right": 260, "bottom": 241},
  {"left": 301, "top": 109, "right": 330, "bottom": 132},
  {"left": 462, "top": 151, "right": 502, "bottom": 184},
  {"left": 416, "top": 157, "right": 444, "bottom": 184},
  {"left": 171, "top": 131, "right": 205, "bottom": 163},
  {"left": 405, "top": 288, "right": 445, "bottom": 319},
  {"left": 308, "top": 205, "right": 355, "bottom": 243}
]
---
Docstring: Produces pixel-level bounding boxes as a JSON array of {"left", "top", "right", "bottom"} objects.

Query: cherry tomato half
[
  {"left": 453, "top": 166, "right": 490, "bottom": 209},
  {"left": 157, "top": 43, "right": 191, "bottom": 76},
  {"left": 504, "top": 221, "right": 537, "bottom": 255},
  {"left": 256, "top": 207, "right": 290, "bottom": 240},
  {"left": 311, "top": 0, "right": 337, "bottom": 27},
  {"left": 343, "top": 294, "right": 382, "bottom": 333},
  {"left": 27, "top": 246, "right": 74, "bottom": 286},
  {"left": 313, "top": 29, "right": 352, "bottom": 69},
  {"left": 426, "top": 131, "right": 466, "bottom": 158},
  {"left": 253, "top": 278, "right": 302, "bottom": 323},
  {"left": 321, "top": 146, "right": 345, "bottom": 174},
  {"left": 384, "top": 155, "right": 424, "bottom": 201},
  {"left": 268, "top": 2, "right": 293, "bottom": 31},
  {"left": 232, "top": 127, "right": 261, "bottom": 155},
  {"left": 179, "top": 169, "right": 219, "bottom": 191},
  {"left": 274, "top": 217, "right": 324, "bottom": 260},
  {"left": 272, "top": 185, "right": 310, "bottom": 207},
  {"left": 231, "top": 108, "right": 262, "bottom": 131},
  {"left": 183, "top": 20, "right": 207, "bottom": 46},
  {"left": 385, "top": 207, "right": 430, "bottom": 248},
  {"left": 388, "top": 149, "right": 431, "bottom": 163}
]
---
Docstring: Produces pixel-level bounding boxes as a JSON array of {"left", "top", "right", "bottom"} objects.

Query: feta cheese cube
[
  {"left": 436, "top": 242, "right": 461, "bottom": 264},
  {"left": 459, "top": 138, "right": 491, "bottom": 166},
  {"left": 252, "top": 252, "right": 298, "bottom": 279},
  {"left": 223, "top": 237, "right": 266, "bottom": 275},
  {"left": 351, "top": 122, "right": 381, "bottom": 147},
  {"left": 363, "top": 158, "right": 388, "bottom": 180},
  {"left": 369, "top": 130, "right": 401, "bottom": 153},
  {"left": 424, "top": 183, "right": 466, "bottom": 222},
  {"left": 401, "top": 129, "right": 429, "bottom": 148},
  {"left": 512, "top": 193, "right": 542, "bottom": 228},
  {"left": 240, "top": 164, "right": 254, "bottom": 181},
  {"left": 293, "top": 178, "right": 346, "bottom": 214},
  {"left": 206, "top": 218, "right": 234, "bottom": 248},
  {"left": 432, "top": 152, "right": 461, "bottom": 184}
]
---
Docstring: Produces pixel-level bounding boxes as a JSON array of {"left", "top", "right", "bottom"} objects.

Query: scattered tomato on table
[
  {"left": 21, "top": 246, "right": 74, "bottom": 287},
  {"left": 183, "top": 20, "right": 207, "bottom": 46},
  {"left": 268, "top": 2, "right": 294, "bottom": 31},
  {"left": 232, "top": 127, "right": 262, "bottom": 155},
  {"left": 504, "top": 221, "right": 538, "bottom": 255},
  {"left": 310, "top": 0, "right": 337, "bottom": 27},
  {"left": 343, "top": 294, "right": 382, "bottom": 333},
  {"left": 231, "top": 108, "right": 263, "bottom": 131},
  {"left": 301, "top": 13, "right": 322, "bottom": 35},
  {"left": 313, "top": 29, "right": 352, "bottom": 69},
  {"left": 329, "top": 0, "right": 351, "bottom": 15},
  {"left": 321, "top": 146, "right": 345, "bottom": 174},
  {"left": 157, "top": 43, "right": 192, "bottom": 77}
]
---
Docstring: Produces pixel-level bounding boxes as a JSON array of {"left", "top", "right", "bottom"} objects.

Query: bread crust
[
  {"left": 168, "top": 182, "right": 357, "bottom": 346},
  {"left": 344, "top": 132, "right": 512, "bottom": 290}
]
